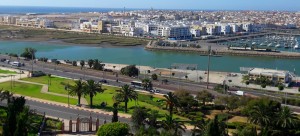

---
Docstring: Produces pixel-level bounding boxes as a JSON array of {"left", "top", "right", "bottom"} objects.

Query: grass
[
  {"left": 21, "top": 76, "right": 75, "bottom": 95},
  {"left": 0, "top": 69, "right": 17, "bottom": 74},
  {"left": 86, "top": 85, "right": 187, "bottom": 120},
  {"left": 0, "top": 81, "right": 78, "bottom": 105},
  {"left": 21, "top": 76, "right": 188, "bottom": 120}
]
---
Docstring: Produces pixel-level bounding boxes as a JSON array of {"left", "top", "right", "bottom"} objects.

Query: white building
[
  {"left": 220, "top": 24, "right": 231, "bottom": 35},
  {"left": 190, "top": 28, "right": 201, "bottom": 37}
]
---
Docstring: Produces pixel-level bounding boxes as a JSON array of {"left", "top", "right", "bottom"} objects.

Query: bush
[
  {"left": 226, "top": 122, "right": 248, "bottom": 129},
  {"left": 151, "top": 74, "right": 158, "bottom": 80},
  {"left": 97, "top": 122, "right": 130, "bottom": 136},
  {"left": 120, "top": 65, "right": 139, "bottom": 77}
]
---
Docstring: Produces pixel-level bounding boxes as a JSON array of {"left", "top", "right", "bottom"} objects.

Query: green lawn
[
  {"left": 86, "top": 86, "right": 187, "bottom": 120},
  {"left": 0, "top": 81, "right": 77, "bottom": 105},
  {"left": 21, "top": 76, "right": 73, "bottom": 95},
  {"left": 0, "top": 69, "right": 17, "bottom": 74},
  {"left": 21, "top": 76, "right": 188, "bottom": 120}
]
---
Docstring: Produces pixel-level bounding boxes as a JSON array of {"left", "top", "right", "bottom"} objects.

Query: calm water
[
  {"left": 0, "top": 6, "right": 135, "bottom": 14},
  {"left": 0, "top": 41, "right": 299, "bottom": 73}
]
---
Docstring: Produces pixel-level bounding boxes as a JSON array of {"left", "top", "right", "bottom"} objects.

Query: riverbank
[{"left": 145, "top": 41, "right": 300, "bottom": 59}]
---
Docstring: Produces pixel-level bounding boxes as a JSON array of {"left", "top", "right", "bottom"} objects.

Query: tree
[
  {"left": 146, "top": 110, "right": 162, "bottom": 129},
  {"left": 142, "top": 78, "right": 152, "bottom": 91},
  {"left": 224, "top": 96, "right": 239, "bottom": 112},
  {"left": 0, "top": 89, "right": 13, "bottom": 103},
  {"left": 3, "top": 96, "right": 26, "bottom": 136},
  {"left": 152, "top": 73, "right": 158, "bottom": 80},
  {"left": 245, "top": 80, "right": 250, "bottom": 87},
  {"left": 298, "top": 87, "right": 300, "bottom": 92},
  {"left": 115, "top": 84, "right": 138, "bottom": 113},
  {"left": 80, "top": 60, "right": 85, "bottom": 70},
  {"left": 84, "top": 80, "right": 105, "bottom": 108},
  {"left": 111, "top": 103, "right": 118, "bottom": 122},
  {"left": 174, "top": 90, "right": 198, "bottom": 113},
  {"left": 67, "top": 79, "right": 85, "bottom": 106},
  {"left": 248, "top": 101, "right": 273, "bottom": 129},
  {"left": 261, "top": 84, "right": 266, "bottom": 89},
  {"left": 278, "top": 85, "right": 284, "bottom": 91},
  {"left": 276, "top": 106, "right": 298, "bottom": 129},
  {"left": 93, "top": 59, "right": 104, "bottom": 70},
  {"left": 203, "top": 115, "right": 227, "bottom": 136},
  {"left": 131, "top": 107, "right": 148, "bottom": 129},
  {"left": 20, "top": 48, "right": 36, "bottom": 59},
  {"left": 196, "top": 90, "right": 214, "bottom": 106},
  {"left": 162, "top": 114, "right": 186, "bottom": 136},
  {"left": 97, "top": 122, "right": 130, "bottom": 136},
  {"left": 88, "top": 59, "right": 94, "bottom": 68},
  {"left": 120, "top": 65, "right": 139, "bottom": 77},
  {"left": 191, "top": 118, "right": 206, "bottom": 136},
  {"left": 199, "top": 76, "right": 203, "bottom": 82},
  {"left": 163, "top": 92, "right": 178, "bottom": 116},
  {"left": 72, "top": 61, "right": 77, "bottom": 66}
]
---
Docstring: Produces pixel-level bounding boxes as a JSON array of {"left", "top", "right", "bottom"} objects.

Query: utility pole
[{"left": 206, "top": 45, "right": 211, "bottom": 89}]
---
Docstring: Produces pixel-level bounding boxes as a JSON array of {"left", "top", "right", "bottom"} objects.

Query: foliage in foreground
[{"left": 97, "top": 122, "right": 130, "bottom": 136}]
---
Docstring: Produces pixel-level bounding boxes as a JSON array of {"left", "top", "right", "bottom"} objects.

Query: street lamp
[
  {"left": 64, "top": 82, "right": 70, "bottom": 107},
  {"left": 206, "top": 45, "right": 211, "bottom": 89}
]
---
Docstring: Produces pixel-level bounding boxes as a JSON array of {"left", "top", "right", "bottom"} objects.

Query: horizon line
[{"left": 0, "top": 5, "right": 298, "bottom": 12}]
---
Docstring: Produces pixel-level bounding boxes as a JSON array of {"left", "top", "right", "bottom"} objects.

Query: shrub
[
  {"left": 97, "top": 122, "right": 130, "bottom": 136},
  {"left": 151, "top": 74, "right": 158, "bottom": 80}
]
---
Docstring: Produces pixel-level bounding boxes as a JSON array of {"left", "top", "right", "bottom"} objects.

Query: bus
[{"left": 130, "top": 81, "right": 143, "bottom": 89}]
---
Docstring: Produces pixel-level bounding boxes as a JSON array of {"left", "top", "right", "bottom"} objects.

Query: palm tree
[
  {"left": 162, "top": 114, "right": 186, "bottom": 136},
  {"left": 68, "top": 79, "right": 85, "bottom": 106},
  {"left": 87, "top": 59, "right": 94, "bottom": 68},
  {"left": 84, "top": 80, "right": 105, "bottom": 108},
  {"left": 146, "top": 110, "right": 162, "bottom": 129},
  {"left": 115, "top": 84, "right": 138, "bottom": 113},
  {"left": 191, "top": 118, "right": 206, "bottom": 136},
  {"left": 142, "top": 78, "right": 152, "bottom": 91},
  {"left": 276, "top": 106, "right": 298, "bottom": 129},
  {"left": 80, "top": 60, "right": 85, "bottom": 70},
  {"left": 248, "top": 102, "right": 272, "bottom": 129},
  {"left": 0, "top": 89, "right": 13, "bottom": 104},
  {"left": 163, "top": 92, "right": 178, "bottom": 117}
]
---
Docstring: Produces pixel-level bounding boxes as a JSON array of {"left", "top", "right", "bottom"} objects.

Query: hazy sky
[{"left": 0, "top": 0, "right": 299, "bottom": 11}]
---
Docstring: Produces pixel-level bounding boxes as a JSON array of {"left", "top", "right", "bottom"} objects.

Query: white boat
[
  {"left": 294, "top": 44, "right": 300, "bottom": 49},
  {"left": 267, "top": 43, "right": 273, "bottom": 47},
  {"left": 275, "top": 44, "right": 281, "bottom": 48}
]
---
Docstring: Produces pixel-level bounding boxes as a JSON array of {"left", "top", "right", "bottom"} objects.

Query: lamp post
[
  {"left": 65, "top": 82, "right": 70, "bottom": 107},
  {"left": 206, "top": 45, "right": 211, "bottom": 89}
]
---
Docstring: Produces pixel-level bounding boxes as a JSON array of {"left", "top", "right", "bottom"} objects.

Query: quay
[
  {"left": 146, "top": 41, "right": 300, "bottom": 59},
  {"left": 206, "top": 31, "right": 300, "bottom": 43}
]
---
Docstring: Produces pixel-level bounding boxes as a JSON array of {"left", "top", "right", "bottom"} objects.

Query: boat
[
  {"left": 267, "top": 43, "right": 274, "bottom": 47},
  {"left": 294, "top": 43, "right": 300, "bottom": 49},
  {"left": 275, "top": 44, "right": 282, "bottom": 48}
]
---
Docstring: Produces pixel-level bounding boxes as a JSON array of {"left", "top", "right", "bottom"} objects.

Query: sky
[{"left": 0, "top": 0, "right": 299, "bottom": 11}]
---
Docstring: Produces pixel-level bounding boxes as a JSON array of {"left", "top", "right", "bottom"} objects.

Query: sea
[{"left": 0, "top": 6, "right": 133, "bottom": 14}]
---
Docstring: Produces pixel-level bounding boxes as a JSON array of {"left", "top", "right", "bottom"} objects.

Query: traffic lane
[{"left": 1, "top": 99, "right": 130, "bottom": 123}]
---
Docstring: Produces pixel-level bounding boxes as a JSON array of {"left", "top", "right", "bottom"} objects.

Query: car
[
  {"left": 99, "top": 79, "right": 108, "bottom": 83},
  {"left": 0, "top": 58, "right": 6, "bottom": 62}
]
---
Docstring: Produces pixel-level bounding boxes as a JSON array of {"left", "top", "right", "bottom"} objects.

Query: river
[{"left": 0, "top": 40, "right": 299, "bottom": 73}]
